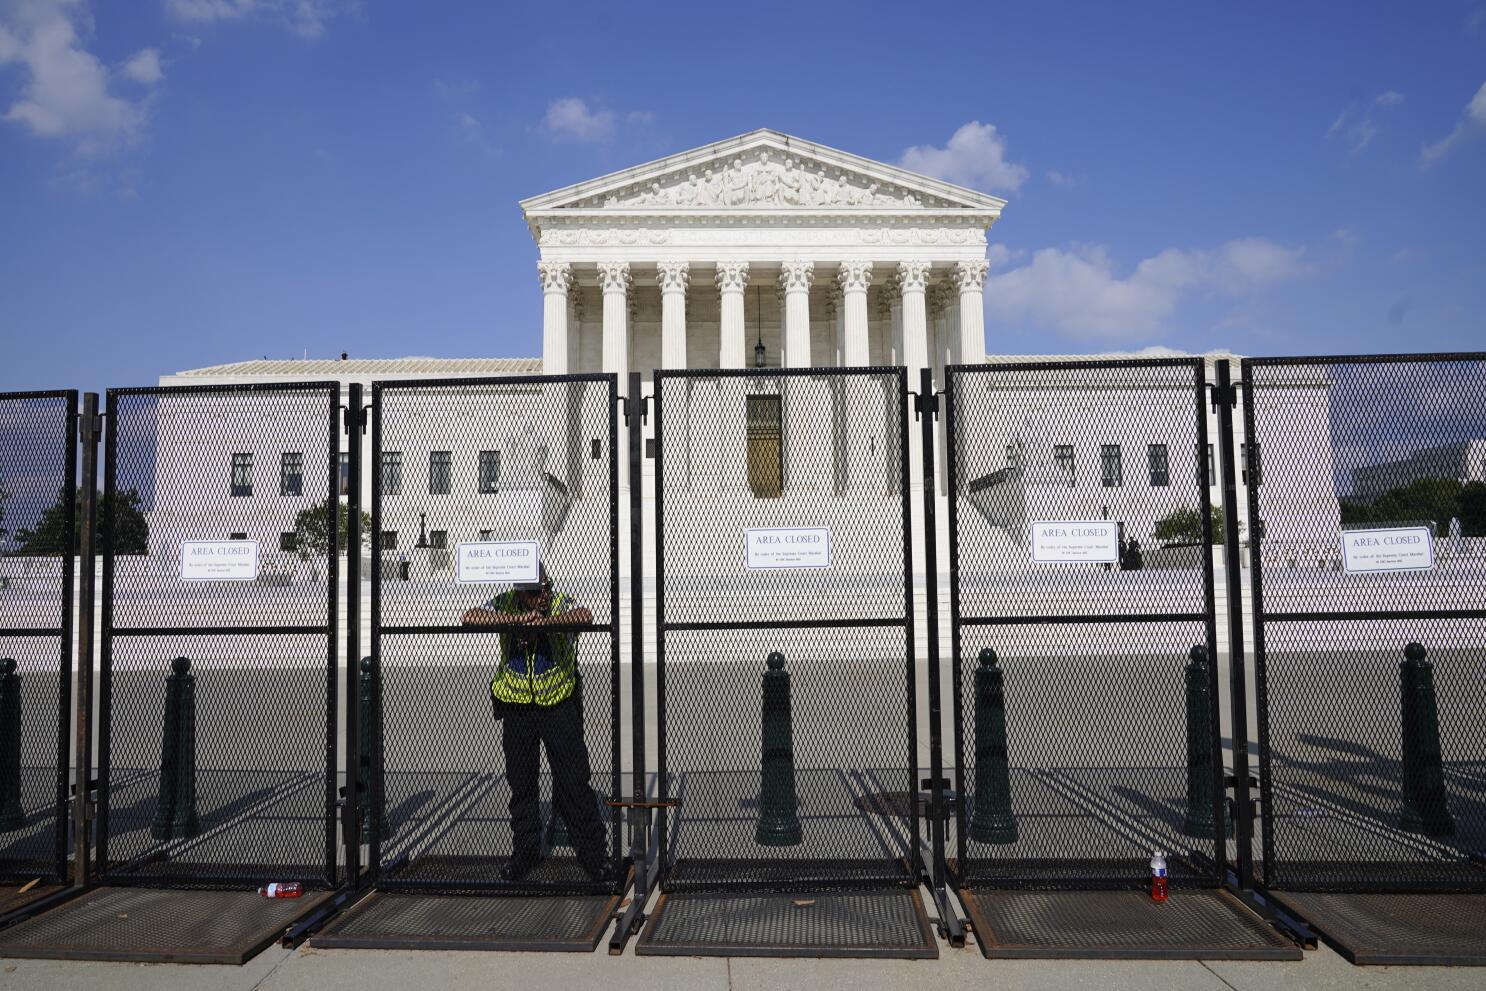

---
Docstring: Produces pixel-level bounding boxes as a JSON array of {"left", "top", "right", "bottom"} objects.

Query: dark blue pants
[{"left": 499, "top": 695, "right": 607, "bottom": 872}]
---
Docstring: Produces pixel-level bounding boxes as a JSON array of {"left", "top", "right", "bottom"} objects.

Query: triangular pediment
[{"left": 520, "top": 129, "right": 1007, "bottom": 215}]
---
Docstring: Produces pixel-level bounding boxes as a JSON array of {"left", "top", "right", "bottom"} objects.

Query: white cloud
[
  {"left": 122, "top": 48, "right": 163, "bottom": 84},
  {"left": 984, "top": 239, "right": 1305, "bottom": 340},
  {"left": 0, "top": 0, "right": 148, "bottom": 150},
  {"left": 898, "top": 121, "right": 1028, "bottom": 194},
  {"left": 164, "top": 0, "right": 353, "bottom": 39},
  {"left": 1046, "top": 169, "right": 1076, "bottom": 187},
  {"left": 1421, "top": 80, "right": 1486, "bottom": 165},
  {"left": 1327, "top": 91, "right": 1405, "bottom": 155},
  {"left": 543, "top": 97, "right": 616, "bottom": 142}
]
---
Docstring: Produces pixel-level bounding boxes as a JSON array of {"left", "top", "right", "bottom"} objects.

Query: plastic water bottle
[
  {"left": 1149, "top": 852, "right": 1168, "bottom": 903},
  {"left": 258, "top": 882, "right": 303, "bottom": 899}
]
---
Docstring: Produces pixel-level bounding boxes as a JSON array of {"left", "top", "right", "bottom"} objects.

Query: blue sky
[{"left": 1, "top": 0, "right": 1483, "bottom": 396}]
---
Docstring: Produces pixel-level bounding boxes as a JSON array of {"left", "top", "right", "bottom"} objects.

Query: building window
[
  {"left": 338, "top": 452, "right": 351, "bottom": 496},
  {"left": 380, "top": 451, "right": 402, "bottom": 497},
  {"left": 1100, "top": 444, "right": 1122, "bottom": 488},
  {"left": 279, "top": 532, "right": 298, "bottom": 552},
  {"left": 1242, "top": 442, "right": 1261, "bottom": 486},
  {"left": 1148, "top": 444, "right": 1169, "bottom": 487},
  {"left": 379, "top": 531, "right": 397, "bottom": 551},
  {"left": 745, "top": 395, "right": 783, "bottom": 498},
  {"left": 231, "top": 453, "right": 253, "bottom": 497},
  {"left": 429, "top": 451, "right": 451, "bottom": 495},
  {"left": 1207, "top": 444, "right": 1215, "bottom": 485},
  {"left": 229, "top": 531, "right": 248, "bottom": 541},
  {"left": 478, "top": 450, "right": 501, "bottom": 494},
  {"left": 429, "top": 529, "right": 448, "bottom": 550},
  {"left": 478, "top": 528, "right": 493, "bottom": 541},
  {"left": 279, "top": 452, "right": 303, "bottom": 497},
  {"left": 1053, "top": 444, "right": 1075, "bottom": 481}
]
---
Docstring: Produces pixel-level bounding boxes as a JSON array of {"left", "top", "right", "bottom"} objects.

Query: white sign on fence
[
  {"left": 1340, "top": 526, "right": 1434, "bottom": 574},
  {"left": 180, "top": 540, "right": 259, "bottom": 581},
  {"left": 1030, "top": 521, "right": 1120, "bottom": 564},
  {"left": 456, "top": 540, "right": 541, "bottom": 584},
  {"left": 745, "top": 527, "right": 832, "bottom": 570}
]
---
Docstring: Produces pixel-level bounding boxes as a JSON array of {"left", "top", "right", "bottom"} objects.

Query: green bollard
[
  {"left": 1399, "top": 643, "right": 1454, "bottom": 837},
  {"left": 755, "top": 651, "right": 802, "bottom": 846},
  {"left": 1182, "top": 645, "right": 1232, "bottom": 839},
  {"left": 358, "top": 656, "right": 387, "bottom": 843},
  {"left": 968, "top": 649, "right": 1018, "bottom": 844},
  {"left": 151, "top": 657, "right": 199, "bottom": 840},
  {"left": 0, "top": 659, "right": 23, "bottom": 833}
]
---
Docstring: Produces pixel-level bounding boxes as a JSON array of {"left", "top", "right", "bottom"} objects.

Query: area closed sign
[
  {"left": 456, "top": 540, "right": 540, "bottom": 584},
  {"left": 745, "top": 527, "right": 832, "bottom": 570},
  {"left": 180, "top": 540, "right": 259, "bottom": 581},
  {"left": 1340, "top": 526, "right": 1434, "bottom": 574},
  {"left": 1030, "top": 521, "right": 1119, "bottom": 564}
]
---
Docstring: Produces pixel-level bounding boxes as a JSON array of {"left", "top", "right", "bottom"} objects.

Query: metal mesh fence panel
[
  {"left": 946, "top": 360, "right": 1223, "bottom": 889},
  {"left": 99, "top": 383, "right": 339, "bottom": 889},
  {"left": 0, "top": 391, "right": 76, "bottom": 885},
  {"left": 370, "top": 376, "right": 620, "bottom": 894},
  {"left": 654, "top": 368, "right": 916, "bottom": 893},
  {"left": 1244, "top": 354, "right": 1486, "bottom": 892}
]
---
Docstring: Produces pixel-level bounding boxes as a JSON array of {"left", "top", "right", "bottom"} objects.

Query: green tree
[
  {"left": 1459, "top": 481, "right": 1486, "bottom": 537},
  {"left": 10, "top": 486, "right": 149, "bottom": 555},
  {"left": 292, "top": 500, "right": 372, "bottom": 558},
  {"left": 1153, "top": 504, "right": 1235, "bottom": 546},
  {"left": 1340, "top": 477, "right": 1481, "bottom": 535}
]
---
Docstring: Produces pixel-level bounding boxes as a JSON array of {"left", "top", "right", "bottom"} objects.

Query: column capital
[
  {"left": 715, "top": 259, "right": 750, "bottom": 292},
  {"left": 836, "top": 260, "right": 873, "bottom": 293},
  {"left": 929, "top": 282, "right": 956, "bottom": 316},
  {"left": 598, "top": 261, "right": 632, "bottom": 294},
  {"left": 895, "top": 260, "right": 931, "bottom": 294},
  {"left": 952, "top": 259, "right": 990, "bottom": 291},
  {"left": 537, "top": 260, "right": 573, "bottom": 295},
  {"left": 778, "top": 259, "right": 815, "bottom": 292},
  {"left": 655, "top": 260, "right": 690, "bottom": 293}
]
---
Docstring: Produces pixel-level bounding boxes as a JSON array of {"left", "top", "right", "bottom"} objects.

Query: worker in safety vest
[{"left": 462, "top": 565, "right": 612, "bottom": 883}]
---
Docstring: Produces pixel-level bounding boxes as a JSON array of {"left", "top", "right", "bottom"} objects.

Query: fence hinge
[
  {"left": 77, "top": 413, "right": 102, "bottom": 444},
  {"left": 342, "top": 404, "right": 366, "bottom": 435},
  {"left": 1211, "top": 383, "right": 1239, "bottom": 409},
  {"left": 913, "top": 390, "right": 940, "bottom": 420}
]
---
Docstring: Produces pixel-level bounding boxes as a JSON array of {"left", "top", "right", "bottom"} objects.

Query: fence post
[
  {"left": 756, "top": 651, "right": 801, "bottom": 846},
  {"left": 1399, "top": 642, "right": 1454, "bottom": 837},
  {"left": 0, "top": 659, "right": 22, "bottom": 832},
  {"left": 357, "top": 656, "right": 385, "bottom": 843},
  {"left": 1183, "top": 645, "right": 1231, "bottom": 838},
  {"left": 968, "top": 649, "right": 1017, "bottom": 844}
]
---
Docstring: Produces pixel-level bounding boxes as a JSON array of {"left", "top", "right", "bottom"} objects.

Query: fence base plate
[
  {"left": 635, "top": 887, "right": 937, "bottom": 958},
  {"left": 0, "top": 884, "right": 64, "bottom": 920},
  {"left": 1270, "top": 891, "right": 1486, "bottom": 966},
  {"left": 0, "top": 886, "right": 333, "bottom": 964},
  {"left": 959, "top": 887, "right": 1300, "bottom": 960},
  {"left": 311, "top": 890, "right": 621, "bottom": 951}
]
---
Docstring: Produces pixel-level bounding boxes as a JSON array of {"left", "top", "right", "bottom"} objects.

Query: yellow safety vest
[{"left": 488, "top": 590, "right": 579, "bottom": 707}]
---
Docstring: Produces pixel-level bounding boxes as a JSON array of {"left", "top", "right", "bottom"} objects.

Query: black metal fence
[
  {"left": 652, "top": 367, "right": 918, "bottom": 892},
  {"left": 98, "top": 383, "right": 340, "bottom": 889},
  {"left": 368, "top": 375, "right": 622, "bottom": 894},
  {"left": 0, "top": 391, "right": 77, "bottom": 887},
  {"left": 945, "top": 359, "right": 1226, "bottom": 889},
  {"left": 1243, "top": 354, "right": 1486, "bottom": 892}
]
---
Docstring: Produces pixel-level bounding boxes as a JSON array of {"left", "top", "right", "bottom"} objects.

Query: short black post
[
  {"left": 756, "top": 651, "right": 801, "bottom": 846},
  {"left": 968, "top": 649, "right": 1017, "bottom": 844},
  {"left": 0, "top": 659, "right": 23, "bottom": 832},
  {"left": 358, "top": 656, "right": 386, "bottom": 843},
  {"left": 1399, "top": 642, "right": 1454, "bottom": 836},
  {"left": 151, "top": 657, "right": 199, "bottom": 840},
  {"left": 1183, "top": 645, "right": 1231, "bottom": 838}
]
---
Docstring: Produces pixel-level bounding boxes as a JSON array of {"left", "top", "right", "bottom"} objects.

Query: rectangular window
[
  {"left": 1053, "top": 444, "right": 1074, "bottom": 481},
  {"left": 231, "top": 453, "right": 253, "bottom": 497},
  {"left": 1100, "top": 444, "right": 1122, "bottom": 488},
  {"left": 429, "top": 451, "right": 451, "bottom": 495},
  {"left": 338, "top": 452, "right": 351, "bottom": 496},
  {"left": 1207, "top": 443, "right": 1215, "bottom": 485},
  {"left": 380, "top": 451, "right": 402, "bottom": 497},
  {"left": 279, "top": 532, "right": 297, "bottom": 552},
  {"left": 1242, "top": 443, "right": 1261, "bottom": 485},
  {"left": 745, "top": 395, "right": 783, "bottom": 498},
  {"left": 379, "top": 531, "right": 397, "bottom": 551},
  {"left": 429, "top": 529, "right": 448, "bottom": 550},
  {"left": 478, "top": 528, "right": 493, "bottom": 541},
  {"left": 1248, "top": 442, "right": 1261, "bottom": 486},
  {"left": 279, "top": 452, "right": 303, "bottom": 497},
  {"left": 478, "top": 450, "right": 501, "bottom": 494},
  {"left": 229, "top": 531, "right": 248, "bottom": 541},
  {"left": 1148, "top": 444, "right": 1169, "bottom": 487}
]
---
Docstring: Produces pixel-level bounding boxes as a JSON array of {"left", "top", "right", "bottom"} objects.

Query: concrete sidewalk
[{"left": 4, "top": 940, "right": 1484, "bottom": 991}]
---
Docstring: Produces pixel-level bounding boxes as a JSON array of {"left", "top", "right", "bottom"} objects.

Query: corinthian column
[
  {"left": 657, "top": 261, "right": 689, "bottom": 369},
  {"left": 896, "top": 261, "right": 931, "bottom": 374},
  {"left": 779, "top": 260, "right": 814, "bottom": 369},
  {"left": 598, "top": 261, "right": 631, "bottom": 381},
  {"left": 538, "top": 261, "right": 573, "bottom": 375},
  {"left": 836, "top": 262, "right": 873, "bottom": 366},
  {"left": 953, "top": 260, "right": 990, "bottom": 363},
  {"left": 716, "top": 261, "right": 750, "bottom": 368}
]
